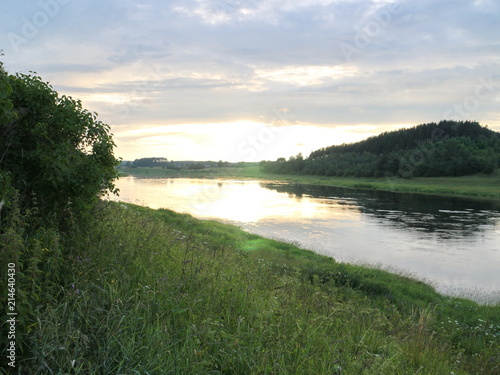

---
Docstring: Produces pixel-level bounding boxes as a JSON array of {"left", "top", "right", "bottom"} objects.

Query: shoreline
[
  {"left": 118, "top": 166, "right": 500, "bottom": 201},
  {"left": 214, "top": 216, "right": 500, "bottom": 305},
  {"left": 128, "top": 202, "right": 500, "bottom": 305},
  {"left": 70, "top": 202, "right": 500, "bottom": 372},
  {"left": 112, "top": 174, "right": 500, "bottom": 304}
]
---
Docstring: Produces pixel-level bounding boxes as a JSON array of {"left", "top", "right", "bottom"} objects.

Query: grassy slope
[
  {"left": 18, "top": 202, "right": 500, "bottom": 374},
  {"left": 119, "top": 166, "right": 500, "bottom": 200}
]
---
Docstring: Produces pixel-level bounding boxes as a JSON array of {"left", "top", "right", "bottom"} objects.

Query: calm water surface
[{"left": 115, "top": 177, "right": 500, "bottom": 302}]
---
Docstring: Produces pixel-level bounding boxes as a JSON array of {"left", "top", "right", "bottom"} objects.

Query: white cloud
[
  {"left": 1, "top": 0, "right": 499, "bottom": 161},
  {"left": 254, "top": 65, "right": 359, "bottom": 86}
]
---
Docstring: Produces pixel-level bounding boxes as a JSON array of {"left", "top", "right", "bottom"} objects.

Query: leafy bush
[{"left": 0, "top": 68, "right": 119, "bottom": 220}]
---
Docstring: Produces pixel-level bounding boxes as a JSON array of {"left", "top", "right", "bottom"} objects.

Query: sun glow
[
  {"left": 113, "top": 120, "right": 382, "bottom": 162},
  {"left": 80, "top": 93, "right": 132, "bottom": 105}
]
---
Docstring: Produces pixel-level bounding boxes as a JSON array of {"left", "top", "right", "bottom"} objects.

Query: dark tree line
[
  {"left": 261, "top": 121, "right": 500, "bottom": 178},
  {"left": 131, "top": 157, "right": 169, "bottom": 167}
]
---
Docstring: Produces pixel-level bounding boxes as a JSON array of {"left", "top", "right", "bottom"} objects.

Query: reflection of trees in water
[{"left": 260, "top": 183, "right": 500, "bottom": 239}]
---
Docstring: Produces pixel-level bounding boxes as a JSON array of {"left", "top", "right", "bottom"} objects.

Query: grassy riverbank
[
  {"left": 13, "top": 201, "right": 500, "bottom": 374},
  {"left": 119, "top": 166, "right": 500, "bottom": 200}
]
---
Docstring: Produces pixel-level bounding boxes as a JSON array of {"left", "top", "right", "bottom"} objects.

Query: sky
[{"left": 1, "top": 0, "right": 500, "bottom": 162}]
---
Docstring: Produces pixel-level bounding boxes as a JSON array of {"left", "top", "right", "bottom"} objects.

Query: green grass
[
  {"left": 118, "top": 166, "right": 264, "bottom": 179},
  {"left": 119, "top": 166, "right": 500, "bottom": 200},
  {"left": 9, "top": 201, "right": 500, "bottom": 374}
]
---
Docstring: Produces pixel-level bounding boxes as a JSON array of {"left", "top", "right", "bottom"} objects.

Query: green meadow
[{"left": 7, "top": 201, "right": 499, "bottom": 374}]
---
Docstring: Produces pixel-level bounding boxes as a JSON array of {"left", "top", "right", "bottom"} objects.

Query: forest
[{"left": 260, "top": 121, "right": 500, "bottom": 178}]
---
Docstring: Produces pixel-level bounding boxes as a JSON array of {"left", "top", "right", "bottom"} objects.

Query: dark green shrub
[{"left": 1, "top": 69, "right": 119, "bottom": 220}]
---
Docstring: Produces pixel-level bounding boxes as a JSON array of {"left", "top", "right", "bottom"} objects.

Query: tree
[
  {"left": 0, "top": 69, "right": 119, "bottom": 219},
  {"left": 262, "top": 121, "right": 500, "bottom": 178},
  {"left": 132, "top": 157, "right": 168, "bottom": 168},
  {"left": 0, "top": 58, "right": 14, "bottom": 209}
]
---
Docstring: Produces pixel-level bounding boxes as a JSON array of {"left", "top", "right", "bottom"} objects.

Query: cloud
[{"left": 1, "top": 0, "right": 499, "bottom": 160}]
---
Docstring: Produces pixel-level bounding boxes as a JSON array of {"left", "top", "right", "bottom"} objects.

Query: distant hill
[
  {"left": 309, "top": 120, "right": 498, "bottom": 157},
  {"left": 261, "top": 121, "right": 500, "bottom": 178}
]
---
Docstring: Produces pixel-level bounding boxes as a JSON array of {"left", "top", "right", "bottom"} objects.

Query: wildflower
[{"left": 70, "top": 284, "right": 81, "bottom": 295}]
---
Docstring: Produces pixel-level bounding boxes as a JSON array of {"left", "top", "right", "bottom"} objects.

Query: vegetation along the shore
[
  {"left": 261, "top": 120, "right": 500, "bottom": 179},
  {"left": 120, "top": 121, "right": 500, "bottom": 200},
  {"left": 120, "top": 164, "right": 500, "bottom": 200},
  {"left": 1, "top": 62, "right": 499, "bottom": 374}
]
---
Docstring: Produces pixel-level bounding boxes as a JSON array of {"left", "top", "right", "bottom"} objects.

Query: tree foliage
[
  {"left": 0, "top": 68, "right": 119, "bottom": 219},
  {"left": 132, "top": 157, "right": 168, "bottom": 168},
  {"left": 0, "top": 60, "right": 14, "bottom": 205},
  {"left": 261, "top": 121, "right": 500, "bottom": 178}
]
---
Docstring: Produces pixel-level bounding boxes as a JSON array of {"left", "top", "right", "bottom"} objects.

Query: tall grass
[{"left": 2, "top": 201, "right": 499, "bottom": 374}]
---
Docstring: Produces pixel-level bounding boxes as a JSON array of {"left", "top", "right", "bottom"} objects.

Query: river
[{"left": 114, "top": 176, "right": 500, "bottom": 303}]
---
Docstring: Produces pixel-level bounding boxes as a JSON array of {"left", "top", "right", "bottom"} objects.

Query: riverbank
[
  {"left": 119, "top": 166, "right": 500, "bottom": 200},
  {"left": 18, "top": 201, "right": 499, "bottom": 374}
]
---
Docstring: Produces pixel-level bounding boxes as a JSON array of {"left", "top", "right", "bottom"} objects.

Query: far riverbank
[{"left": 119, "top": 166, "right": 500, "bottom": 201}]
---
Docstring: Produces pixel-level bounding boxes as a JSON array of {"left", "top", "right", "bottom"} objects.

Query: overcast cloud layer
[{"left": 1, "top": 0, "right": 500, "bottom": 161}]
